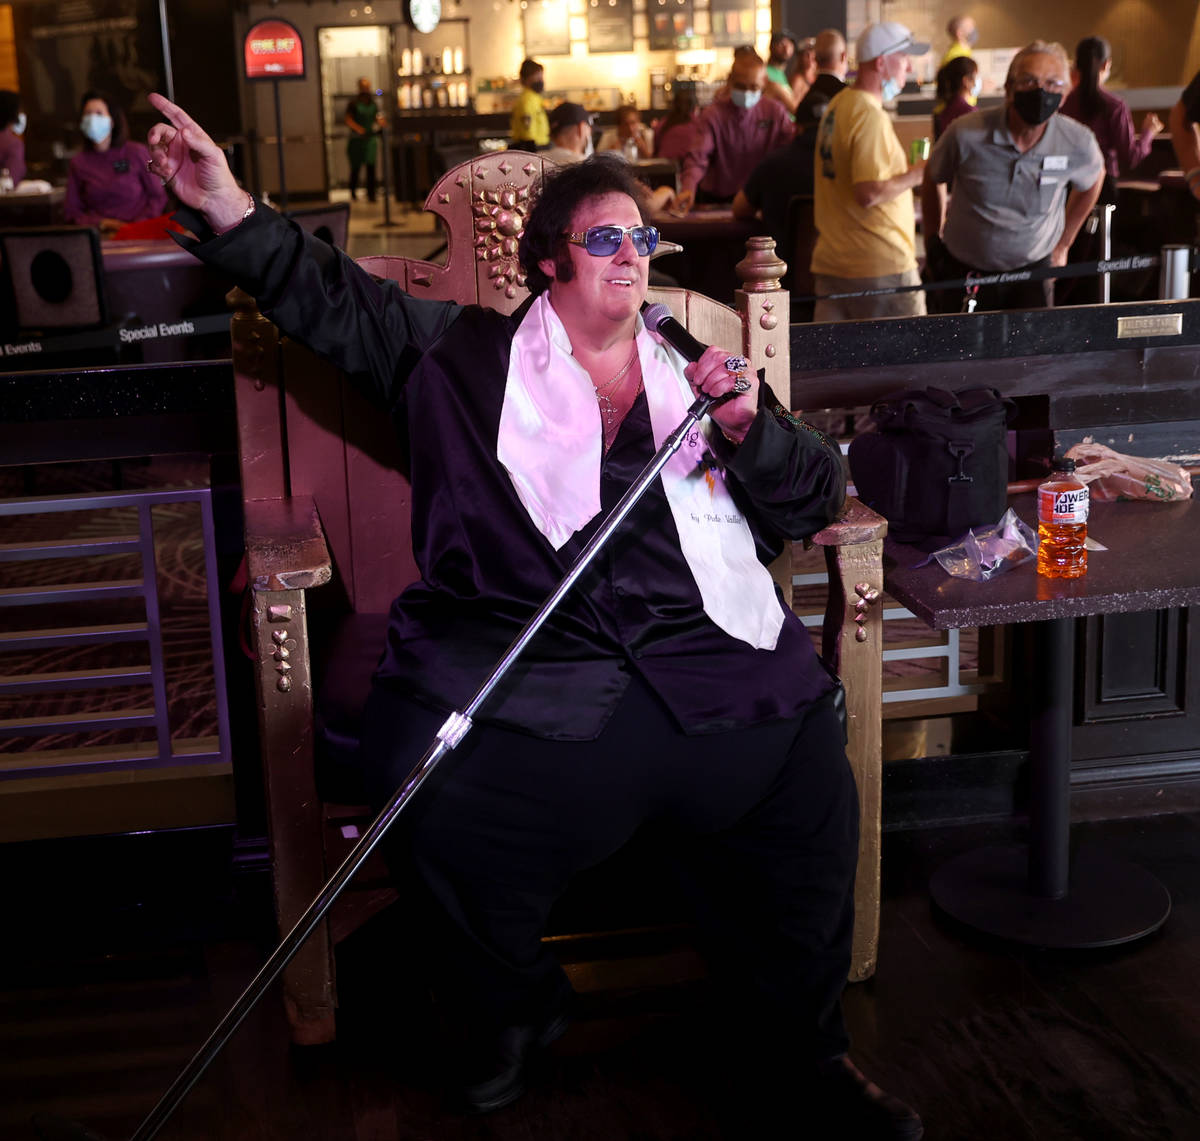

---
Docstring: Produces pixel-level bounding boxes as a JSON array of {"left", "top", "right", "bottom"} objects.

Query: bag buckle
[{"left": 947, "top": 440, "right": 974, "bottom": 483}]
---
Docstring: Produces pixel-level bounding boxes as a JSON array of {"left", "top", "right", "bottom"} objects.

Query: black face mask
[
  {"left": 529, "top": 79, "right": 545, "bottom": 94},
  {"left": 1011, "top": 87, "right": 1061, "bottom": 126}
]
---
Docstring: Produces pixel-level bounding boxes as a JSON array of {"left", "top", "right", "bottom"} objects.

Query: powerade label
[{"left": 1039, "top": 484, "right": 1089, "bottom": 524}]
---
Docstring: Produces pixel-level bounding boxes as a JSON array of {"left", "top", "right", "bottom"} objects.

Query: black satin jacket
[{"left": 182, "top": 203, "right": 846, "bottom": 738}]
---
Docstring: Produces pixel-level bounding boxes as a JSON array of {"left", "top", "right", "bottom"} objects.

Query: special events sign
[{"left": 243, "top": 18, "right": 306, "bottom": 81}]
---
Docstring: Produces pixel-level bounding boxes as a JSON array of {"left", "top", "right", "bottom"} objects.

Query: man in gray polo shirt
[{"left": 921, "top": 40, "right": 1104, "bottom": 311}]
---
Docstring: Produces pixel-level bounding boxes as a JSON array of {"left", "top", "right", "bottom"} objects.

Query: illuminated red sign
[{"left": 244, "top": 19, "right": 306, "bottom": 81}]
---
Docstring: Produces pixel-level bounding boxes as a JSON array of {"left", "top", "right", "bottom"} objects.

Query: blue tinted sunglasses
[{"left": 564, "top": 224, "right": 660, "bottom": 257}]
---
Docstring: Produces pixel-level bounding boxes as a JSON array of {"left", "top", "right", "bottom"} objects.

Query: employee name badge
[{"left": 1043, "top": 155, "right": 1069, "bottom": 171}]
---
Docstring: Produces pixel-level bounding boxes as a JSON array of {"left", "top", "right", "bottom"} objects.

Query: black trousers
[
  {"left": 926, "top": 238, "right": 1053, "bottom": 313},
  {"left": 348, "top": 161, "right": 377, "bottom": 202},
  {"left": 361, "top": 673, "right": 858, "bottom": 1063}
]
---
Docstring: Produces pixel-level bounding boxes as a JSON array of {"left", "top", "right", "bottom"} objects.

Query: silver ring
[
  {"left": 723, "top": 355, "right": 749, "bottom": 373},
  {"left": 731, "top": 376, "right": 751, "bottom": 394}
]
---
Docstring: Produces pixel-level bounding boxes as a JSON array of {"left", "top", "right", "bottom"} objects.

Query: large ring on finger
[
  {"left": 723, "top": 355, "right": 750, "bottom": 373},
  {"left": 146, "top": 160, "right": 155, "bottom": 172},
  {"left": 731, "top": 375, "right": 751, "bottom": 394}
]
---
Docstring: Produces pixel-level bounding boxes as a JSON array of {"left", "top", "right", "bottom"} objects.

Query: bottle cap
[{"left": 1051, "top": 457, "right": 1076, "bottom": 473}]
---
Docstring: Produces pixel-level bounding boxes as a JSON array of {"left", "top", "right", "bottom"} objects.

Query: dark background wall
[{"left": 11, "top": 0, "right": 239, "bottom": 179}]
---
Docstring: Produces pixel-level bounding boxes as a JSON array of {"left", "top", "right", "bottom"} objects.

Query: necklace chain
[
  {"left": 592, "top": 342, "right": 641, "bottom": 448},
  {"left": 594, "top": 342, "right": 639, "bottom": 395}
]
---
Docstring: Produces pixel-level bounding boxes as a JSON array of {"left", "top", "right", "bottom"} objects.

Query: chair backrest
[
  {"left": 232, "top": 152, "right": 791, "bottom": 614},
  {"left": 0, "top": 226, "right": 108, "bottom": 330},
  {"left": 285, "top": 202, "right": 351, "bottom": 250}
]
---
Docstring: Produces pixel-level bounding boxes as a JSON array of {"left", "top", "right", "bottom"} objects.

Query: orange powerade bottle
[{"left": 1037, "top": 457, "right": 1088, "bottom": 578}]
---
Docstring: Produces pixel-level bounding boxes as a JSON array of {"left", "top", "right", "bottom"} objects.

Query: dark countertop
[{"left": 884, "top": 487, "right": 1200, "bottom": 629}]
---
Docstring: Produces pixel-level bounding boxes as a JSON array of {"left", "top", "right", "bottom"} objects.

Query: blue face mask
[
  {"left": 80, "top": 113, "right": 112, "bottom": 144},
  {"left": 970, "top": 76, "right": 982, "bottom": 98},
  {"left": 881, "top": 77, "right": 902, "bottom": 103},
  {"left": 730, "top": 88, "right": 761, "bottom": 110},
  {"left": 11, "top": 112, "right": 25, "bottom": 136}
]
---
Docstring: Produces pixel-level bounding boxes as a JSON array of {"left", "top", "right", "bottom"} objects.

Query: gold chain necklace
[{"left": 593, "top": 342, "right": 640, "bottom": 442}]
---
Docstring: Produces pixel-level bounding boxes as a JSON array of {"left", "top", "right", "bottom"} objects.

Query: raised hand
[{"left": 147, "top": 92, "right": 249, "bottom": 232}]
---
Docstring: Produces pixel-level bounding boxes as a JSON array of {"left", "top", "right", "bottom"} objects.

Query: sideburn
[{"left": 553, "top": 244, "right": 575, "bottom": 284}]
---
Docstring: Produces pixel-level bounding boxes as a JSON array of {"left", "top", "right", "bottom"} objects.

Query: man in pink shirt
[{"left": 674, "top": 51, "right": 794, "bottom": 212}]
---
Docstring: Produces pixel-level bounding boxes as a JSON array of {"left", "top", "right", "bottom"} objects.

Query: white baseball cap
[{"left": 855, "top": 21, "right": 930, "bottom": 63}]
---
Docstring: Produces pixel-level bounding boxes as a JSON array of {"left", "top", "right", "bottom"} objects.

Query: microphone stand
[{"left": 36, "top": 387, "right": 728, "bottom": 1141}]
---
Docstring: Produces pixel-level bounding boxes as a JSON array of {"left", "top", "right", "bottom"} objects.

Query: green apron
[{"left": 347, "top": 98, "right": 379, "bottom": 165}]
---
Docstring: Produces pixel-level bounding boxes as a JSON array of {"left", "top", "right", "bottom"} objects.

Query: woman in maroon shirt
[
  {"left": 932, "top": 56, "right": 978, "bottom": 141},
  {"left": 0, "top": 89, "right": 26, "bottom": 185},
  {"left": 652, "top": 87, "right": 701, "bottom": 161},
  {"left": 64, "top": 90, "right": 167, "bottom": 234},
  {"left": 1060, "top": 37, "right": 1162, "bottom": 192}
]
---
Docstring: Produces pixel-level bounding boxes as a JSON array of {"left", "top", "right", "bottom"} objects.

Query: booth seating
[
  {"left": 228, "top": 152, "right": 887, "bottom": 1045},
  {"left": 0, "top": 226, "right": 108, "bottom": 332}
]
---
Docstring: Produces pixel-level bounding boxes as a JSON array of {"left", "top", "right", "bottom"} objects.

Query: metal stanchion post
[
  {"left": 1159, "top": 244, "right": 1192, "bottom": 300},
  {"left": 1099, "top": 203, "right": 1115, "bottom": 304},
  {"left": 376, "top": 122, "right": 400, "bottom": 230}
]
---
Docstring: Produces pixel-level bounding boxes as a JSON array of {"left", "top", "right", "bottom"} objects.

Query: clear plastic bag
[
  {"left": 1064, "top": 442, "right": 1193, "bottom": 502},
  {"left": 931, "top": 508, "right": 1037, "bottom": 582}
]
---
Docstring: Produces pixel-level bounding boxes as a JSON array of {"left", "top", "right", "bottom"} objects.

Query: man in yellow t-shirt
[
  {"left": 811, "top": 22, "right": 928, "bottom": 321},
  {"left": 510, "top": 59, "right": 549, "bottom": 150}
]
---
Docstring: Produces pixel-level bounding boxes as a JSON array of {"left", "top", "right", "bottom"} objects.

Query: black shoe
[
  {"left": 460, "top": 1011, "right": 570, "bottom": 1114},
  {"left": 813, "top": 1055, "right": 924, "bottom": 1140}
]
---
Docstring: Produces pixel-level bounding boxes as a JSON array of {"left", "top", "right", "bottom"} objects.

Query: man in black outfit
[
  {"left": 795, "top": 29, "right": 849, "bottom": 134},
  {"left": 146, "top": 90, "right": 923, "bottom": 1140},
  {"left": 1170, "top": 68, "right": 1200, "bottom": 202}
]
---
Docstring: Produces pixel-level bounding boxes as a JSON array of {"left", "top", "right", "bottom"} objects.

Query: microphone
[{"left": 641, "top": 302, "right": 709, "bottom": 362}]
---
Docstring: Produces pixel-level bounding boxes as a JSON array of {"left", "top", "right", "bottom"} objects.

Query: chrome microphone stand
[{"left": 35, "top": 387, "right": 729, "bottom": 1141}]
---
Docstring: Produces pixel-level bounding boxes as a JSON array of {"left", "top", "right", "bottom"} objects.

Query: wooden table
[
  {"left": 884, "top": 489, "right": 1187, "bottom": 947},
  {"left": 650, "top": 207, "right": 765, "bottom": 304},
  {"left": 0, "top": 186, "right": 65, "bottom": 227}
]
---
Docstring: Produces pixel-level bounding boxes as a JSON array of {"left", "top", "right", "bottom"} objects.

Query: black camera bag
[{"left": 848, "top": 387, "right": 1015, "bottom": 546}]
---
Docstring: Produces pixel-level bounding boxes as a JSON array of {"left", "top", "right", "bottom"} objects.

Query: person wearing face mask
[
  {"left": 933, "top": 57, "right": 980, "bottom": 140},
  {"left": 0, "top": 90, "right": 27, "bottom": 186},
  {"left": 941, "top": 15, "right": 978, "bottom": 69},
  {"left": 510, "top": 59, "right": 550, "bottom": 153},
  {"left": 921, "top": 41, "right": 1104, "bottom": 312},
  {"left": 674, "top": 50, "right": 793, "bottom": 214},
  {"left": 65, "top": 90, "right": 167, "bottom": 234},
  {"left": 810, "top": 22, "right": 929, "bottom": 322}
]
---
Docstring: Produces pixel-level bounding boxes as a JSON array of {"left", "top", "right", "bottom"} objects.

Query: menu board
[
  {"left": 522, "top": 1, "right": 570, "bottom": 57},
  {"left": 708, "top": 0, "right": 756, "bottom": 48},
  {"left": 587, "top": 0, "right": 634, "bottom": 53},
  {"left": 647, "top": 0, "right": 695, "bottom": 51}
]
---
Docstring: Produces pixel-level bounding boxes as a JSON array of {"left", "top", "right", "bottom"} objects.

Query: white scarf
[{"left": 496, "top": 294, "right": 783, "bottom": 650}]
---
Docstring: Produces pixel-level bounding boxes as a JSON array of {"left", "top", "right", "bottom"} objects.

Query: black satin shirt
[{"left": 183, "top": 203, "right": 846, "bottom": 739}]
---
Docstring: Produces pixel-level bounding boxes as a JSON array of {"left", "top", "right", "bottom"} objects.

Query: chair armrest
[
  {"left": 810, "top": 495, "right": 888, "bottom": 548},
  {"left": 244, "top": 496, "right": 333, "bottom": 592}
]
